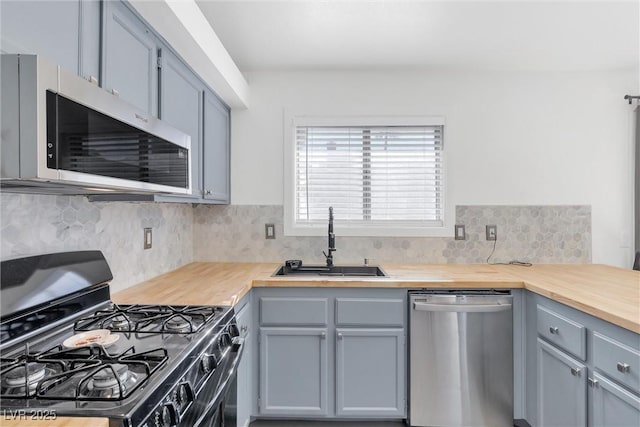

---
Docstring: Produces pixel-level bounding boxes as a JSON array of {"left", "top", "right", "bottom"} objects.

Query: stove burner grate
[{"left": 74, "top": 304, "right": 223, "bottom": 334}]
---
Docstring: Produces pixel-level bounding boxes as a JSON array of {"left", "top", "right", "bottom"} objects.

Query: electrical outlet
[
  {"left": 454, "top": 224, "right": 466, "bottom": 240},
  {"left": 265, "top": 224, "right": 276, "bottom": 239},
  {"left": 486, "top": 225, "right": 497, "bottom": 241},
  {"left": 144, "top": 228, "right": 152, "bottom": 249}
]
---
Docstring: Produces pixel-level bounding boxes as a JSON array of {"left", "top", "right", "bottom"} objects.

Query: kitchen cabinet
[
  {"left": 0, "top": 0, "right": 100, "bottom": 80},
  {"left": 525, "top": 293, "right": 640, "bottom": 427},
  {"left": 589, "top": 372, "right": 640, "bottom": 427},
  {"left": 157, "top": 48, "right": 204, "bottom": 200},
  {"left": 259, "top": 327, "right": 329, "bottom": 416},
  {"left": 203, "top": 88, "right": 231, "bottom": 203},
  {"left": 254, "top": 288, "right": 406, "bottom": 420},
  {"left": 537, "top": 338, "right": 587, "bottom": 426},
  {"left": 102, "top": 0, "right": 158, "bottom": 115},
  {"left": 335, "top": 328, "right": 405, "bottom": 417},
  {"left": 235, "top": 296, "right": 254, "bottom": 427}
]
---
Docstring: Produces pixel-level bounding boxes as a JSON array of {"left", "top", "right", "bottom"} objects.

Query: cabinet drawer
[
  {"left": 593, "top": 331, "right": 640, "bottom": 392},
  {"left": 537, "top": 305, "right": 586, "bottom": 360},
  {"left": 335, "top": 298, "right": 404, "bottom": 327},
  {"left": 260, "top": 297, "right": 328, "bottom": 326}
]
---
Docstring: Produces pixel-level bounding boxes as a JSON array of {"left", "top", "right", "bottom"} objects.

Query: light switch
[{"left": 454, "top": 224, "right": 466, "bottom": 240}]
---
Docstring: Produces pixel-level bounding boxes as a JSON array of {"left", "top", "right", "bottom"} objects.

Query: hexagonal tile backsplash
[
  {"left": 1, "top": 194, "right": 590, "bottom": 292},
  {"left": 1, "top": 194, "right": 193, "bottom": 293},
  {"left": 193, "top": 205, "right": 591, "bottom": 265}
]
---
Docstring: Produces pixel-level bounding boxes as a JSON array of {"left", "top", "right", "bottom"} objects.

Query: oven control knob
[
  {"left": 176, "top": 382, "right": 193, "bottom": 408},
  {"left": 157, "top": 402, "right": 178, "bottom": 427},
  {"left": 228, "top": 323, "right": 240, "bottom": 337},
  {"left": 200, "top": 353, "right": 217, "bottom": 374}
]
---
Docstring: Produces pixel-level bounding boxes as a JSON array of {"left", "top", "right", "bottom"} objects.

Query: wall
[
  {"left": 230, "top": 70, "right": 638, "bottom": 267},
  {"left": 0, "top": 194, "right": 193, "bottom": 293},
  {"left": 193, "top": 205, "right": 591, "bottom": 265}
]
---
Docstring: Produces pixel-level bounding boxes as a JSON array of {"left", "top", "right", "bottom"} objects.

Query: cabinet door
[
  {"left": 102, "top": 0, "right": 157, "bottom": 115},
  {"left": 203, "top": 90, "right": 230, "bottom": 203},
  {"left": 259, "top": 327, "right": 328, "bottom": 416},
  {"left": 158, "top": 48, "right": 203, "bottom": 198},
  {"left": 589, "top": 372, "right": 640, "bottom": 427},
  {"left": 335, "top": 328, "right": 405, "bottom": 417},
  {"left": 0, "top": 0, "right": 85, "bottom": 76},
  {"left": 236, "top": 302, "right": 253, "bottom": 427},
  {"left": 538, "top": 338, "right": 587, "bottom": 427}
]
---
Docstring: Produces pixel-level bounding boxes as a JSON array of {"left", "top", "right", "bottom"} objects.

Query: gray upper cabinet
[
  {"left": 102, "top": 0, "right": 158, "bottom": 115},
  {"left": 259, "top": 327, "right": 328, "bottom": 416},
  {"left": 0, "top": 0, "right": 100, "bottom": 80},
  {"left": 537, "top": 338, "right": 587, "bottom": 427},
  {"left": 158, "top": 48, "right": 203, "bottom": 199},
  {"left": 335, "top": 328, "right": 405, "bottom": 417},
  {"left": 203, "top": 89, "right": 231, "bottom": 203},
  {"left": 589, "top": 372, "right": 640, "bottom": 427}
]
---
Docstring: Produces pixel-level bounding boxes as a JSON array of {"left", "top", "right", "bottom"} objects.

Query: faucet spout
[{"left": 323, "top": 206, "right": 336, "bottom": 267}]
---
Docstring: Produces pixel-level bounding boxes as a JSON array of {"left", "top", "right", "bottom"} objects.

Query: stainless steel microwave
[{"left": 0, "top": 54, "right": 191, "bottom": 195}]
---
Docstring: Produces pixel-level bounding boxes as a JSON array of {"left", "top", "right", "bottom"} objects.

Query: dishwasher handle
[{"left": 413, "top": 301, "right": 512, "bottom": 313}]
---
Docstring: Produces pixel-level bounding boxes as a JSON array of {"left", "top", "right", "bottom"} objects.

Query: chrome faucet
[{"left": 323, "top": 207, "right": 336, "bottom": 267}]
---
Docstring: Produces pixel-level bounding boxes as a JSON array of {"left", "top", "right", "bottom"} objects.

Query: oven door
[{"left": 180, "top": 338, "right": 243, "bottom": 427}]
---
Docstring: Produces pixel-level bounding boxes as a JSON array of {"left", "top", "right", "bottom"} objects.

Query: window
[{"left": 285, "top": 116, "right": 449, "bottom": 237}]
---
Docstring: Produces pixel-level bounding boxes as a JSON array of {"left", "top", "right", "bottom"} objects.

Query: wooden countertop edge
[{"left": 522, "top": 282, "right": 640, "bottom": 334}]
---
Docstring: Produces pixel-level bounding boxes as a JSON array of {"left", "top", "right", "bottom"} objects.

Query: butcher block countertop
[{"left": 113, "top": 262, "right": 640, "bottom": 334}]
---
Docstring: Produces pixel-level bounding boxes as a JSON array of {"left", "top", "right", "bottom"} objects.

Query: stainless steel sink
[{"left": 273, "top": 264, "right": 388, "bottom": 277}]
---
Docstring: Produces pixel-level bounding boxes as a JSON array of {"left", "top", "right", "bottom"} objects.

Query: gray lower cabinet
[
  {"left": 203, "top": 89, "right": 231, "bottom": 203},
  {"left": 102, "top": 0, "right": 158, "bottom": 115},
  {"left": 537, "top": 338, "right": 587, "bottom": 427},
  {"left": 335, "top": 328, "right": 405, "bottom": 417},
  {"left": 0, "top": 0, "right": 100, "bottom": 80},
  {"left": 259, "top": 327, "right": 328, "bottom": 416},
  {"left": 528, "top": 294, "right": 640, "bottom": 427},
  {"left": 255, "top": 289, "right": 407, "bottom": 420},
  {"left": 589, "top": 372, "right": 640, "bottom": 427}
]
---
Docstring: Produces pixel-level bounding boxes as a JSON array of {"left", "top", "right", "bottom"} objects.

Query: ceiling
[{"left": 196, "top": 0, "right": 639, "bottom": 72}]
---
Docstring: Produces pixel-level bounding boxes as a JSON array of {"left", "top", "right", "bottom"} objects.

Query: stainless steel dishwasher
[{"left": 409, "top": 290, "right": 513, "bottom": 427}]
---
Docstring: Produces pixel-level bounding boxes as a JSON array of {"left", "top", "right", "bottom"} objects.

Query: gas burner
[
  {"left": 164, "top": 316, "right": 191, "bottom": 332},
  {"left": 84, "top": 364, "right": 138, "bottom": 399},
  {"left": 3, "top": 363, "right": 46, "bottom": 389},
  {"left": 108, "top": 315, "right": 131, "bottom": 331},
  {"left": 0, "top": 362, "right": 55, "bottom": 397}
]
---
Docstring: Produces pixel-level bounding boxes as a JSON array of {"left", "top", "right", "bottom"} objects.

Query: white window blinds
[{"left": 294, "top": 124, "right": 444, "bottom": 227}]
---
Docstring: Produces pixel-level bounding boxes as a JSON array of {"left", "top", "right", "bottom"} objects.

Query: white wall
[{"left": 230, "top": 70, "right": 638, "bottom": 268}]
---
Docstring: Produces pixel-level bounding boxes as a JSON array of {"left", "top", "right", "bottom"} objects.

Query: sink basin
[{"left": 273, "top": 264, "right": 388, "bottom": 277}]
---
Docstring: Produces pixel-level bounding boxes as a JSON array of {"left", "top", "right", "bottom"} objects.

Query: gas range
[{"left": 0, "top": 251, "right": 243, "bottom": 427}]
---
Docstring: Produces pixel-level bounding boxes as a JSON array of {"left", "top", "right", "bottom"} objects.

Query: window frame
[{"left": 284, "top": 114, "right": 453, "bottom": 237}]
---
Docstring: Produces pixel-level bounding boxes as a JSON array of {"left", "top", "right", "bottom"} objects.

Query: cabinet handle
[
  {"left": 111, "top": 88, "right": 119, "bottom": 97},
  {"left": 617, "top": 362, "right": 630, "bottom": 373},
  {"left": 549, "top": 326, "right": 559, "bottom": 334},
  {"left": 88, "top": 75, "right": 98, "bottom": 85},
  {"left": 320, "top": 331, "right": 326, "bottom": 339},
  {"left": 205, "top": 190, "right": 212, "bottom": 195},
  {"left": 570, "top": 367, "right": 581, "bottom": 376},
  {"left": 588, "top": 378, "right": 599, "bottom": 388},
  {"left": 337, "top": 333, "right": 343, "bottom": 340},
  {"left": 240, "top": 325, "right": 248, "bottom": 333}
]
